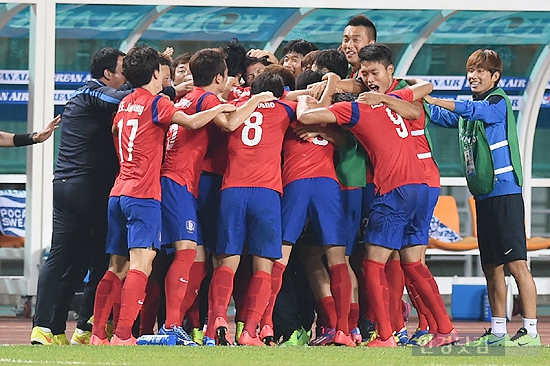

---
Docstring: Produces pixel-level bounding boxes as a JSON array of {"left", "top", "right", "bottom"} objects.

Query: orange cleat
[
  {"left": 334, "top": 330, "right": 356, "bottom": 347},
  {"left": 238, "top": 330, "right": 264, "bottom": 346},
  {"left": 89, "top": 334, "right": 110, "bottom": 345},
  {"left": 366, "top": 336, "right": 398, "bottom": 347},
  {"left": 110, "top": 334, "right": 136, "bottom": 346},
  {"left": 213, "top": 317, "right": 232, "bottom": 346},
  {"left": 425, "top": 328, "right": 460, "bottom": 347}
]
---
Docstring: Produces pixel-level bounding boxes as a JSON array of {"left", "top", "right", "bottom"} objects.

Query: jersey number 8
[{"left": 241, "top": 111, "right": 263, "bottom": 146}]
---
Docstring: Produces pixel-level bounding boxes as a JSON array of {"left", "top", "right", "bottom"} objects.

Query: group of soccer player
[
  {"left": 78, "top": 12, "right": 463, "bottom": 348},
  {"left": 33, "top": 12, "right": 542, "bottom": 349}
]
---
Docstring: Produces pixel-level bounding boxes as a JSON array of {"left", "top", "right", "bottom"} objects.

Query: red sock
[
  {"left": 349, "top": 302, "right": 360, "bottom": 330},
  {"left": 358, "top": 270, "right": 370, "bottom": 319},
  {"left": 92, "top": 270, "right": 122, "bottom": 339},
  {"left": 363, "top": 258, "right": 392, "bottom": 341},
  {"left": 401, "top": 261, "right": 452, "bottom": 334},
  {"left": 233, "top": 257, "right": 252, "bottom": 323},
  {"left": 164, "top": 249, "right": 197, "bottom": 327},
  {"left": 185, "top": 297, "right": 201, "bottom": 329},
  {"left": 329, "top": 263, "right": 351, "bottom": 334},
  {"left": 317, "top": 296, "right": 337, "bottom": 329},
  {"left": 139, "top": 279, "right": 160, "bottom": 335},
  {"left": 205, "top": 265, "right": 235, "bottom": 338},
  {"left": 115, "top": 269, "right": 148, "bottom": 340},
  {"left": 385, "top": 260, "right": 405, "bottom": 331},
  {"left": 112, "top": 285, "right": 122, "bottom": 331},
  {"left": 260, "top": 261, "right": 285, "bottom": 329},
  {"left": 243, "top": 270, "right": 272, "bottom": 336},
  {"left": 180, "top": 261, "right": 206, "bottom": 322}
]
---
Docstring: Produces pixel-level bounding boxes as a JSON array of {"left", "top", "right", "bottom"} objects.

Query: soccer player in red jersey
[
  {"left": 89, "top": 46, "right": 236, "bottom": 346},
  {"left": 205, "top": 72, "right": 296, "bottom": 346},
  {"left": 297, "top": 44, "right": 459, "bottom": 348},
  {"left": 159, "top": 48, "right": 274, "bottom": 345}
]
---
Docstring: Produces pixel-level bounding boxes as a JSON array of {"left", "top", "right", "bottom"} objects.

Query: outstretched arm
[
  {"left": 1, "top": 114, "right": 61, "bottom": 147},
  {"left": 172, "top": 104, "right": 236, "bottom": 130},
  {"left": 357, "top": 92, "right": 423, "bottom": 120}
]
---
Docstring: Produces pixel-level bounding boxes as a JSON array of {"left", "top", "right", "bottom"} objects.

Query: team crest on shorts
[{"left": 186, "top": 220, "right": 196, "bottom": 234}]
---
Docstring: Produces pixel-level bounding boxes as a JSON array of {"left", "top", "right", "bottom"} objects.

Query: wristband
[{"left": 13, "top": 132, "right": 37, "bottom": 147}]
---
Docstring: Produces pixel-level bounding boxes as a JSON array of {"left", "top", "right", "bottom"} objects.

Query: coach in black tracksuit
[{"left": 31, "top": 48, "right": 132, "bottom": 344}]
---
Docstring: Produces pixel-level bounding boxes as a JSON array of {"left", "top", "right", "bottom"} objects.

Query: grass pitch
[{"left": 0, "top": 346, "right": 549, "bottom": 366}]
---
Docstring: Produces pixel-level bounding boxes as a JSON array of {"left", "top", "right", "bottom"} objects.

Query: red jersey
[
  {"left": 161, "top": 87, "right": 221, "bottom": 197},
  {"left": 282, "top": 121, "right": 337, "bottom": 186},
  {"left": 387, "top": 80, "right": 440, "bottom": 188},
  {"left": 201, "top": 125, "right": 228, "bottom": 175},
  {"left": 228, "top": 85, "right": 251, "bottom": 102},
  {"left": 328, "top": 87, "right": 424, "bottom": 195},
  {"left": 110, "top": 88, "right": 176, "bottom": 200},
  {"left": 222, "top": 99, "right": 296, "bottom": 193}
]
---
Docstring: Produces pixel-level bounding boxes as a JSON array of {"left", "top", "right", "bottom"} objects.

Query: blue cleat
[{"left": 158, "top": 325, "right": 198, "bottom": 346}]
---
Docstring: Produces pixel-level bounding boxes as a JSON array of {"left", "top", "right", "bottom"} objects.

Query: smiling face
[
  {"left": 282, "top": 52, "right": 304, "bottom": 79},
  {"left": 341, "top": 25, "right": 375, "bottom": 70},
  {"left": 467, "top": 67, "right": 500, "bottom": 96},
  {"left": 359, "top": 60, "right": 394, "bottom": 94}
]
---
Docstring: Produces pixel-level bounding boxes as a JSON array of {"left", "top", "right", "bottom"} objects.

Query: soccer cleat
[
  {"left": 31, "top": 326, "right": 53, "bottom": 345},
  {"left": 333, "top": 330, "right": 356, "bottom": 347},
  {"left": 191, "top": 328, "right": 204, "bottom": 346},
  {"left": 52, "top": 334, "right": 70, "bottom": 345},
  {"left": 110, "top": 334, "right": 136, "bottom": 346},
  {"left": 203, "top": 336, "right": 216, "bottom": 347},
  {"left": 279, "top": 327, "right": 310, "bottom": 346},
  {"left": 89, "top": 334, "right": 110, "bottom": 345},
  {"left": 505, "top": 327, "right": 541, "bottom": 347},
  {"left": 259, "top": 325, "right": 276, "bottom": 346},
  {"left": 237, "top": 330, "right": 264, "bottom": 346},
  {"left": 366, "top": 336, "right": 398, "bottom": 347},
  {"left": 394, "top": 327, "right": 408, "bottom": 346},
  {"left": 359, "top": 318, "right": 377, "bottom": 344},
  {"left": 71, "top": 328, "right": 92, "bottom": 345},
  {"left": 235, "top": 321, "right": 245, "bottom": 343},
  {"left": 350, "top": 327, "right": 362, "bottom": 345},
  {"left": 309, "top": 326, "right": 336, "bottom": 346},
  {"left": 158, "top": 325, "right": 198, "bottom": 346},
  {"left": 406, "top": 329, "right": 433, "bottom": 346},
  {"left": 425, "top": 328, "right": 460, "bottom": 347},
  {"left": 213, "top": 317, "right": 232, "bottom": 346},
  {"left": 463, "top": 328, "right": 508, "bottom": 347}
]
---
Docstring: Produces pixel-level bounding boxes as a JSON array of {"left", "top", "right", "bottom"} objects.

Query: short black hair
[
  {"left": 245, "top": 56, "right": 271, "bottom": 69},
  {"left": 251, "top": 72, "right": 284, "bottom": 99},
  {"left": 122, "top": 45, "right": 160, "bottom": 88},
  {"left": 90, "top": 47, "right": 125, "bottom": 79},
  {"left": 296, "top": 69, "right": 324, "bottom": 90},
  {"left": 282, "top": 39, "right": 318, "bottom": 58},
  {"left": 314, "top": 49, "right": 348, "bottom": 79},
  {"left": 359, "top": 43, "right": 393, "bottom": 68},
  {"left": 346, "top": 14, "right": 377, "bottom": 42},
  {"left": 263, "top": 64, "right": 296, "bottom": 91},
  {"left": 332, "top": 92, "right": 359, "bottom": 103},
  {"left": 223, "top": 39, "right": 247, "bottom": 78},
  {"left": 189, "top": 48, "right": 227, "bottom": 87}
]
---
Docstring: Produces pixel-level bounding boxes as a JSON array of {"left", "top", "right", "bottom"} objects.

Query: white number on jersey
[
  {"left": 117, "top": 118, "right": 139, "bottom": 162},
  {"left": 386, "top": 108, "right": 408, "bottom": 139},
  {"left": 241, "top": 111, "right": 263, "bottom": 146},
  {"left": 311, "top": 136, "right": 329, "bottom": 146}
]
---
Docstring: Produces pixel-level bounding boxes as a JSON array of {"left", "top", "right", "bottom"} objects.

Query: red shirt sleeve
[
  {"left": 152, "top": 95, "right": 178, "bottom": 126},
  {"left": 387, "top": 87, "right": 414, "bottom": 103}
]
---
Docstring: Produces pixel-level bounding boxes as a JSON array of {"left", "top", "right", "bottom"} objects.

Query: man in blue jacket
[
  {"left": 31, "top": 48, "right": 132, "bottom": 345},
  {"left": 426, "top": 49, "right": 540, "bottom": 347}
]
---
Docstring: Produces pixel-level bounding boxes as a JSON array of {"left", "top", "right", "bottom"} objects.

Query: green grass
[{"left": 0, "top": 346, "right": 549, "bottom": 366}]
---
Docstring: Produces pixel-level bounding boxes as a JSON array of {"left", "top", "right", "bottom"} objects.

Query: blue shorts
[
  {"left": 197, "top": 172, "right": 222, "bottom": 253},
  {"left": 341, "top": 187, "right": 363, "bottom": 256},
  {"left": 217, "top": 187, "right": 282, "bottom": 259},
  {"left": 358, "top": 183, "right": 375, "bottom": 247},
  {"left": 161, "top": 177, "right": 202, "bottom": 247},
  {"left": 407, "top": 186, "right": 440, "bottom": 245},
  {"left": 106, "top": 196, "right": 162, "bottom": 257},
  {"left": 281, "top": 178, "right": 345, "bottom": 246},
  {"left": 364, "top": 184, "right": 428, "bottom": 250}
]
